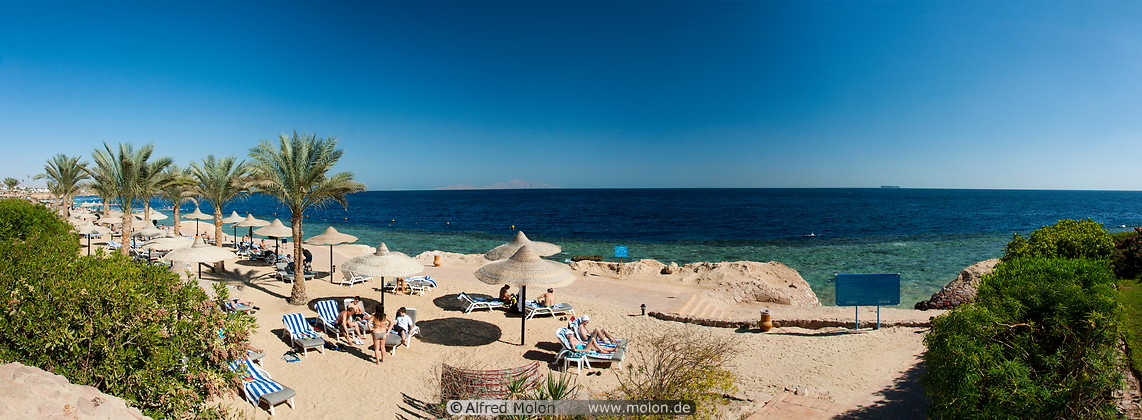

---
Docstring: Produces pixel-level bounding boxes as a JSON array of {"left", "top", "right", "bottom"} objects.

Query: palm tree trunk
[
  {"left": 120, "top": 203, "right": 132, "bottom": 256},
  {"left": 287, "top": 212, "right": 307, "bottom": 305},
  {"left": 214, "top": 210, "right": 225, "bottom": 271},
  {"left": 172, "top": 203, "right": 182, "bottom": 236}
]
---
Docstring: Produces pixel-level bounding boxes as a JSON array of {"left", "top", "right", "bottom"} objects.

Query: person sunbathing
[
  {"left": 540, "top": 288, "right": 556, "bottom": 307},
  {"left": 575, "top": 314, "right": 621, "bottom": 345},
  {"left": 337, "top": 306, "right": 364, "bottom": 345},
  {"left": 562, "top": 328, "right": 612, "bottom": 354}
]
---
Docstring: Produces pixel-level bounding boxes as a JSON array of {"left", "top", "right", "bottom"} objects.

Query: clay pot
[
  {"left": 759, "top": 310, "right": 773, "bottom": 332},
  {"left": 433, "top": 255, "right": 442, "bottom": 267}
]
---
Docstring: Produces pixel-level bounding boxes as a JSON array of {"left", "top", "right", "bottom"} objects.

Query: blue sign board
[
  {"left": 614, "top": 246, "right": 628, "bottom": 258},
  {"left": 834, "top": 273, "right": 901, "bottom": 306}
]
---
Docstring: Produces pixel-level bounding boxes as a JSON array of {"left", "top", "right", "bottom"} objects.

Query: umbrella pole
[
  {"left": 520, "top": 285, "right": 527, "bottom": 346},
  {"left": 86, "top": 235, "right": 91, "bottom": 256},
  {"left": 198, "top": 263, "right": 202, "bottom": 280},
  {"left": 329, "top": 245, "right": 334, "bottom": 283},
  {"left": 380, "top": 276, "right": 386, "bottom": 315}
]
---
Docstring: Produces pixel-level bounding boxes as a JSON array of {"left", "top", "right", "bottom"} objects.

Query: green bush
[
  {"left": 924, "top": 257, "right": 1121, "bottom": 419},
  {"left": 1111, "top": 228, "right": 1142, "bottom": 280},
  {"left": 0, "top": 199, "right": 253, "bottom": 418},
  {"left": 1004, "top": 218, "right": 1113, "bottom": 260},
  {"left": 609, "top": 327, "right": 737, "bottom": 419}
]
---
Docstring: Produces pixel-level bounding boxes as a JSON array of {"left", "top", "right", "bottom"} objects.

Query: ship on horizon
[{"left": 880, "top": 185, "right": 901, "bottom": 189}]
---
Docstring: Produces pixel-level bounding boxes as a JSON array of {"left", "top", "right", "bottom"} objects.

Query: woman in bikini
[
  {"left": 562, "top": 328, "right": 611, "bottom": 354},
  {"left": 369, "top": 310, "right": 394, "bottom": 365}
]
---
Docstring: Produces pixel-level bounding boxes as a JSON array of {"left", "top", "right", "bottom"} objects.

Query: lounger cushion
[
  {"left": 259, "top": 387, "right": 296, "bottom": 406},
  {"left": 295, "top": 336, "right": 324, "bottom": 349}
]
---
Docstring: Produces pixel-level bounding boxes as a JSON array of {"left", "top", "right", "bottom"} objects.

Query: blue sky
[{"left": 3, "top": 1, "right": 1142, "bottom": 190}]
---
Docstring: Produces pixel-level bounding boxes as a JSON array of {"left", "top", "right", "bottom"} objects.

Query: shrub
[
  {"left": 1111, "top": 228, "right": 1142, "bottom": 280},
  {"left": 924, "top": 257, "right": 1121, "bottom": 419},
  {"left": 608, "top": 327, "right": 737, "bottom": 418},
  {"left": 1004, "top": 218, "right": 1113, "bottom": 260},
  {"left": 0, "top": 199, "right": 252, "bottom": 418}
]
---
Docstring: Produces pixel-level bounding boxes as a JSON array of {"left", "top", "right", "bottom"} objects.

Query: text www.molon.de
[{"left": 446, "top": 400, "right": 696, "bottom": 416}]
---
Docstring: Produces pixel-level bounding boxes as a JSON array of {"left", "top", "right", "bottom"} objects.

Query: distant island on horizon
[{"left": 434, "top": 179, "right": 558, "bottom": 190}]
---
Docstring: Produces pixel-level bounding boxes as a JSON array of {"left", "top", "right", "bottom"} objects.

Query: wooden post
[{"left": 519, "top": 285, "right": 527, "bottom": 346}]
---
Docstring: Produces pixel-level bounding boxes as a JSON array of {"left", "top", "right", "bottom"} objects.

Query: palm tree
[
  {"left": 248, "top": 131, "right": 364, "bottom": 304},
  {"left": 157, "top": 165, "right": 197, "bottom": 236},
  {"left": 89, "top": 143, "right": 174, "bottom": 255},
  {"left": 3, "top": 177, "right": 18, "bottom": 192},
  {"left": 33, "top": 154, "right": 90, "bottom": 215},
  {"left": 190, "top": 155, "right": 249, "bottom": 270}
]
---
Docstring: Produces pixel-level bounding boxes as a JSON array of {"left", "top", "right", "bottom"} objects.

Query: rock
[
  {"left": 661, "top": 262, "right": 678, "bottom": 275},
  {"left": 0, "top": 362, "right": 150, "bottom": 419},
  {"left": 414, "top": 251, "right": 488, "bottom": 266},
  {"left": 915, "top": 258, "right": 1000, "bottom": 310}
]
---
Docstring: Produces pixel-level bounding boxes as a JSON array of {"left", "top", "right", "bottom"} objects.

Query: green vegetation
[
  {"left": 189, "top": 155, "right": 250, "bottom": 269},
  {"left": 1118, "top": 281, "right": 1142, "bottom": 375},
  {"left": 3, "top": 177, "right": 18, "bottom": 191},
  {"left": 609, "top": 328, "right": 737, "bottom": 418},
  {"left": 924, "top": 220, "right": 1122, "bottom": 419},
  {"left": 33, "top": 154, "right": 89, "bottom": 213},
  {"left": 0, "top": 199, "right": 253, "bottom": 418},
  {"left": 88, "top": 142, "right": 174, "bottom": 255},
  {"left": 248, "top": 132, "right": 364, "bottom": 304},
  {"left": 1004, "top": 218, "right": 1114, "bottom": 260}
]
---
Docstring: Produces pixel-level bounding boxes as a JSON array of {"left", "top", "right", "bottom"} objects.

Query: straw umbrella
[
  {"left": 134, "top": 209, "right": 168, "bottom": 221},
  {"left": 162, "top": 237, "right": 237, "bottom": 280},
  {"left": 133, "top": 226, "right": 164, "bottom": 238},
  {"left": 305, "top": 226, "right": 358, "bottom": 280},
  {"left": 232, "top": 214, "right": 270, "bottom": 243},
  {"left": 221, "top": 211, "right": 246, "bottom": 246},
  {"left": 484, "top": 231, "right": 562, "bottom": 260},
  {"left": 254, "top": 218, "right": 293, "bottom": 257},
  {"left": 182, "top": 207, "right": 212, "bottom": 236},
  {"left": 340, "top": 243, "right": 422, "bottom": 313},
  {"left": 75, "top": 223, "right": 111, "bottom": 256},
  {"left": 474, "top": 244, "right": 575, "bottom": 346},
  {"left": 140, "top": 234, "right": 194, "bottom": 250}
]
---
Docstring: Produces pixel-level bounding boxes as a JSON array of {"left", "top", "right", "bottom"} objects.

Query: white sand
[{"left": 187, "top": 247, "right": 930, "bottom": 419}]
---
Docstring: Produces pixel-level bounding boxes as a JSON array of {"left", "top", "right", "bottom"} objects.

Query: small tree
[
  {"left": 3, "top": 177, "right": 18, "bottom": 191},
  {"left": 1004, "top": 218, "right": 1113, "bottom": 260},
  {"left": 609, "top": 327, "right": 737, "bottom": 418},
  {"left": 248, "top": 131, "right": 363, "bottom": 304},
  {"left": 190, "top": 155, "right": 249, "bottom": 270},
  {"left": 88, "top": 143, "right": 173, "bottom": 255},
  {"left": 156, "top": 165, "right": 196, "bottom": 236},
  {"left": 33, "top": 154, "right": 89, "bottom": 214}
]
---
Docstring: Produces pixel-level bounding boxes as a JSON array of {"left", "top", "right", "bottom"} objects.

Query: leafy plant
[
  {"left": 608, "top": 328, "right": 737, "bottom": 419},
  {"left": 924, "top": 257, "right": 1121, "bottom": 419},
  {"left": 0, "top": 199, "right": 252, "bottom": 418},
  {"left": 1004, "top": 218, "right": 1113, "bottom": 260}
]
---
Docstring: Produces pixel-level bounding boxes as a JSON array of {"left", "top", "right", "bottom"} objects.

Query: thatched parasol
[
  {"left": 140, "top": 235, "right": 194, "bottom": 250},
  {"left": 134, "top": 209, "right": 168, "bottom": 221},
  {"left": 305, "top": 226, "right": 359, "bottom": 280},
  {"left": 162, "top": 236, "right": 237, "bottom": 279},
  {"left": 340, "top": 243, "right": 422, "bottom": 312},
  {"left": 182, "top": 207, "right": 212, "bottom": 236},
  {"left": 132, "top": 226, "right": 164, "bottom": 238},
  {"left": 474, "top": 244, "right": 574, "bottom": 345},
  {"left": 484, "top": 231, "right": 561, "bottom": 260},
  {"left": 254, "top": 218, "right": 293, "bottom": 256},
  {"left": 221, "top": 211, "right": 245, "bottom": 245},
  {"left": 75, "top": 223, "right": 112, "bottom": 255},
  {"left": 232, "top": 214, "right": 270, "bottom": 242}
]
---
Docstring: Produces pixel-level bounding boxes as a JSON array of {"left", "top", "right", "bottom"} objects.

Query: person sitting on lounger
[
  {"left": 337, "top": 306, "right": 364, "bottom": 345},
  {"left": 562, "top": 327, "right": 611, "bottom": 354},
  {"left": 497, "top": 285, "right": 511, "bottom": 302},
  {"left": 575, "top": 314, "right": 620, "bottom": 345},
  {"left": 368, "top": 309, "right": 393, "bottom": 365},
  {"left": 393, "top": 307, "right": 413, "bottom": 347},
  {"left": 348, "top": 296, "right": 368, "bottom": 330},
  {"left": 540, "top": 288, "right": 556, "bottom": 307}
]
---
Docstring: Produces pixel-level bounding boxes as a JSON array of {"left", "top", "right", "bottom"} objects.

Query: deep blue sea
[{"left": 128, "top": 188, "right": 1142, "bottom": 308}]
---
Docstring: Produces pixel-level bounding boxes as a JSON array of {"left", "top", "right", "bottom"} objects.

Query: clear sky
[{"left": 3, "top": 1, "right": 1142, "bottom": 190}]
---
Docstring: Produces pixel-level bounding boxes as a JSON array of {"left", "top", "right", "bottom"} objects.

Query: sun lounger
[
  {"left": 525, "top": 301, "right": 575, "bottom": 320},
  {"left": 229, "top": 358, "right": 296, "bottom": 415},
  {"left": 553, "top": 328, "right": 625, "bottom": 375},
  {"left": 339, "top": 270, "right": 369, "bottom": 287},
  {"left": 281, "top": 313, "right": 325, "bottom": 357},
  {"left": 457, "top": 292, "right": 505, "bottom": 313},
  {"left": 314, "top": 300, "right": 344, "bottom": 341},
  {"left": 404, "top": 276, "right": 437, "bottom": 295}
]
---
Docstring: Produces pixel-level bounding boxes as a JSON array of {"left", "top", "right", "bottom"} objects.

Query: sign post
[
  {"left": 833, "top": 273, "right": 901, "bottom": 330},
  {"left": 614, "top": 246, "right": 628, "bottom": 279}
]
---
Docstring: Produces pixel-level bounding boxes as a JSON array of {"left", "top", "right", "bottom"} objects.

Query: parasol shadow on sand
[
  {"left": 474, "top": 244, "right": 575, "bottom": 346},
  {"left": 340, "top": 243, "right": 423, "bottom": 314},
  {"left": 416, "top": 318, "right": 502, "bottom": 347},
  {"left": 305, "top": 226, "right": 358, "bottom": 281}
]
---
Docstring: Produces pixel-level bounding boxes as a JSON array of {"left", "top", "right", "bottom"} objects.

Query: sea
[{"left": 103, "top": 188, "right": 1142, "bottom": 308}]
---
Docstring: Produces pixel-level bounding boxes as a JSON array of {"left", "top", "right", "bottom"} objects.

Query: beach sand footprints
[{"left": 416, "top": 318, "right": 501, "bottom": 346}]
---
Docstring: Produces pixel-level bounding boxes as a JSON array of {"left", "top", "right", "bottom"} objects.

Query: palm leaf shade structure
[
  {"left": 305, "top": 226, "right": 358, "bottom": 280},
  {"left": 474, "top": 244, "right": 575, "bottom": 346},
  {"left": 182, "top": 207, "right": 212, "bottom": 236},
  {"left": 340, "top": 243, "right": 421, "bottom": 313},
  {"left": 254, "top": 218, "right": 293, "bottom": 257},
  {"left": 221, "top": 211, "right": 246, "bottom": 245},
  {"left": 161, "top": 237, "right": 237, "bottom": 280},
  {"left": 232, "top": 214, "right": 270, "bottom": 241},
  {"left": 484, "top": 231, "right": 561, "bottom": 260},
  {"left": 75, "top": 223, "right": 111, "bottom": 256}
]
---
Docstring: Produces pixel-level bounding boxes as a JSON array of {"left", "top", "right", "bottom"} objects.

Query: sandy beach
[{"left": 172, "top": 241, "right": 938, "bottom": 419}]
